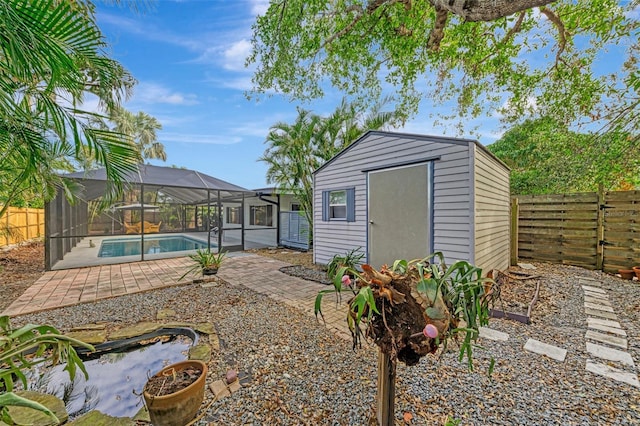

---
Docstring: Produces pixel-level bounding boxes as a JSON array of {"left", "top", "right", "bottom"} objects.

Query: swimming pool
[{"left": 98, "top": 236, "right": 212, "bottom": 258}]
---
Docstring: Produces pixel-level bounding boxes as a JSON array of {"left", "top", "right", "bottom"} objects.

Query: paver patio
[{"left": 1, "top": 254, "right": 351, "bottom": 339}]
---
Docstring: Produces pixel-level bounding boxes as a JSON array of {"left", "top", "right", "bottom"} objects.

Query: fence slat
[
  {"left": 0, "top": 206, "right": 45, "bottom": 247},
  {"left": 514, "top": 190, "right": 640, "bottom": 273}
]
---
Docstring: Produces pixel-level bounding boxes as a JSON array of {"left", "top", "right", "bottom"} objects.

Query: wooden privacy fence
[
  {"left": 512, "top": 190, "right": 640, "bottom": 273},
  {"left": 1, "top": 207, "right": 45, "bottom": 246}
]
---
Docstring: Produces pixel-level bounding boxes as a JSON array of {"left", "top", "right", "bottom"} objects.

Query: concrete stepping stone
[
  {"left": 586, "top": 342, "right": 635, "bottom": 367},
  {"left": 587, "top": 317, "right": 623, "bottom": 329},
  {"left": 585, "top": 330, "right": 627, "bottom": 350},
  {"left": 584, "top": 302, "right": 614, "bottom": 313},
  {"left": 578, "top": 277, "right": 601, "bottom": 284},
  {"left": 479, "top": 326, "right": 509, "bottom": 341},
  {"left": 587, "top": 322, "right": 626, "bottom": 336},
  {"left": 582, "top": 285, "right": 606, "bottom": 294},
  {"left": 524, "top": 338, "right": 567, "bottom": 362},
  {"left": 518, "top": 263, "right": 536, "bottom": 270},
  {"left": 584, "top": 296, "right": 612, "bottom": 306},
  {"left": 584, "top": 307, "right": 617, "bottom": 320},
  {"left": 586, "top": 361, "right": 639, "bottom": 388},
  {"left": 583, "top": 290, "right": 607, "bottom": 299}
]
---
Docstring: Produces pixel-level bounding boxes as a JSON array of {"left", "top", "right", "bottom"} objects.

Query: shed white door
[{"left": 368, "top": 163, "right": 431, "bottom": 269}]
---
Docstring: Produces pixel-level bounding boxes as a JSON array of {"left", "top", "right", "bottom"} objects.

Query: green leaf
[
  {"left": 425, "top": 306, "right": 445, "bottom": 320},
  {"left": 0, "top": 392, "right": 60, "bottom": 424}
]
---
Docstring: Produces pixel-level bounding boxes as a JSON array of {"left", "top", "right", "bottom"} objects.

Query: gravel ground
[{"left": 12, "top": 262, "right": 640, "bottom": 425}]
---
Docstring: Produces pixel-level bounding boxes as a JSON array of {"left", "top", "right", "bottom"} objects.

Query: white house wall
[
  {"left": 314, "top": 133, "right": 474, "bottom": 266},
  {"left": 473, "top": 145, "right": 511, "bottom": 272}
]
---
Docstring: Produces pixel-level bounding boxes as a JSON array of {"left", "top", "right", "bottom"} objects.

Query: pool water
[{"left": 98, "top": 236, "right": 211, "bottom": 258}]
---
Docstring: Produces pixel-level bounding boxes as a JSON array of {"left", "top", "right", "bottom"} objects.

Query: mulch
[{"left": 0, "top": 241, "right": 45, "bottom": 312}]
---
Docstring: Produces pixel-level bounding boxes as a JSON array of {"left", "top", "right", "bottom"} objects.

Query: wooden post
[
  {"left": 5, "top": 206, "right": 11, "bottom": 245},
  {"left": 596, "top": 185, "right": 605, "bottom": 271},
  {"left": 377, "top": 350, "right": 396, "bottom": 426},
  {"left": 510, "top": 197, "right": 519, "bottom": 266},
  {"left": 25, "top": 207, "right": 30, "bottom": 240}
]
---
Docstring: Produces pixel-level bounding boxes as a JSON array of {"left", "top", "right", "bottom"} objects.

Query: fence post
[
  {"left": 596, "top": 185, "right": 605, "bottom": 270},
  {"left": 5, "top": 207, "right": 10, "bottom": 245},
  {"left": 25, "top": 207, "right": 30, "bottom": 240},
  {"left": 510, "top": 197, "right": 519, "bottom": 266}
]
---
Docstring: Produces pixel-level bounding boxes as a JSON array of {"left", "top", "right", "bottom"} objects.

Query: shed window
[
  {"left": 322, "top": 188, "right": 355, "bottom": 222},
  {"left": 250, "top": 205, "right": 273, "bottom": 226},
  {"left": 329, "top": 191, "right": 347, "bottom": 219}
]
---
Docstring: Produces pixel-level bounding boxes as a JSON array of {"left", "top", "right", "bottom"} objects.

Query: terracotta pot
[
  {"left": 143, "top": 360, "right": 207, "bottom": 426},
  {"left": 619, "top": 269, "right": 635, "bottom": 280},
  {"left": 633, "top": 267, "right": 640, "bottom": 279}
]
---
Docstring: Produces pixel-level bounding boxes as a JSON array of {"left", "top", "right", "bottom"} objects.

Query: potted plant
[
  {"left": 143, "top": 360, "right": 208, "bottom": 426},
  {"left": 180, "top": 249, "right": 227, "bottom": 280},
  {"left": 326, "top": 247, "right": 365, "bottom": 280},
  {"left": 633, "top": 266, "right": 640, "bottom": 280},
  {"left": 619, "top": 269, "right": 635, "bottom": 280}
]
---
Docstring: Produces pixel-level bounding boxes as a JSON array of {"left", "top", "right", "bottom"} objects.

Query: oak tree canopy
[{"left": 249, "top": 0, "right": 638, "bottom": 135}]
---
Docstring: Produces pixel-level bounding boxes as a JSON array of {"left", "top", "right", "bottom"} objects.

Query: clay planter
[
  {"left": 633, "top": 267, "right": 640, "bottom": 280},
  {"left": 143, "top": 360, "right": 207, "bottom": 426},
  {"left": 619, "top": 269, "right": 635, "bottom": 280}
]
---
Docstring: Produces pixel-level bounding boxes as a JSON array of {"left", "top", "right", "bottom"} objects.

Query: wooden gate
[{"left": 602, "top": 190, "right": 640, "bottom": 272}]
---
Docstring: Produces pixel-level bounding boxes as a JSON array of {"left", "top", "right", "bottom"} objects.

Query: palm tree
[
  {"left": 261, "top": 108, "right": 320, "bottom": 228},
  {"left": 0, "top": 0, "right": 138, "bottom": 218},
  {"left": 111, "top": 107, "right": 166, "bottom": 162},
  {"left": 261, "top": 99, "right": 399, "bottom": 236}
]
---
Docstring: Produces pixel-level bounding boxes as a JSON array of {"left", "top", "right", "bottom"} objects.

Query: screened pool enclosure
[{"left": 45, "top": 164, "right": 287, "bottom": 270}]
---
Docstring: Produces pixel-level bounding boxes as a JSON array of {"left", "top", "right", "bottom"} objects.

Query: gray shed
[{"left": 313, "top": 131, "right": 510, "bottom": 273}]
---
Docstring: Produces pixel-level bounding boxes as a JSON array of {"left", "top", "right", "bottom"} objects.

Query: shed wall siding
[
  {"left": 473, "top": 145, "right": 511, "bottom": 272},
  {"left": 314, "top": 133, "right": 473, "bottom": 266}
]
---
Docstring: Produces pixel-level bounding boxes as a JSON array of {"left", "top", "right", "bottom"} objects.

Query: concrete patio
[{"left": 1, "top": 253, "right": 351, "bottom": 339}]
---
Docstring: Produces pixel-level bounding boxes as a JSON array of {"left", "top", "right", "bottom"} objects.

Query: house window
[
  {"left": 329, "top": 190, "right": 347, "bottom": 219},
  {"left": 291, "top": 203, "right": 301, "bottom": 211},
  {"left": 322, "top": 188, "right": 355, "bottom": 222},
  {"left": 250, "top": 205, "right": 273, "bottom": 226},
  {"left": 226, "top": 206, "right": 241, "bottom": 224}
]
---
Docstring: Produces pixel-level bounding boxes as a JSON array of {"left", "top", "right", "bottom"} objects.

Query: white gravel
[{"left": 14, "top": 263, "right": 640, "bottom": 425}]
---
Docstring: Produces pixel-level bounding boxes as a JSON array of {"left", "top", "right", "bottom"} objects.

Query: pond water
[{"left": 30, "top": 334, "right": 193, "bottom": 419}]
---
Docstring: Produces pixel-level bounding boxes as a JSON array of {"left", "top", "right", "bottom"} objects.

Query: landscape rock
[{"left": 67, "top": 410, "right": 134, "bottom": 426}]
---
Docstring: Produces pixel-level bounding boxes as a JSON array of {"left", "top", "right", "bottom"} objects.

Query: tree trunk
[
  {"left": 377, "top": 350, "right": 396, "bottom": 426},
  {"left": 429, "top": 0, "right": 554, "bottom": 21}
]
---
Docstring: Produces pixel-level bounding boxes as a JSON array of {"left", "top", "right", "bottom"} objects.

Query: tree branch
[
  {"left": 427, "top": 6, "right": 449, "bottom": 51},
  {"left": 539, "top": 6, "right": 568, "bottom": 66}
]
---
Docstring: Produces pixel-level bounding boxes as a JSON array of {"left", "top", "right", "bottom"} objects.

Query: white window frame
[{"left": 329, "top": 190, "right": 347, "bottom": 220}]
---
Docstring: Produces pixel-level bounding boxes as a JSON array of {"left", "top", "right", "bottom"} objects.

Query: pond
[{"left": 29, "top": 329, "right": 197, "bottom": 419}]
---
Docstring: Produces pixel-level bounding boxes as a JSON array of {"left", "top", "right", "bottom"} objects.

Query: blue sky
[
  {"left": 93, "top": 1, "right": 504, "bottom": 189},
  {"left": 93, "top": 1, "right": 633, "bottom": 189}
]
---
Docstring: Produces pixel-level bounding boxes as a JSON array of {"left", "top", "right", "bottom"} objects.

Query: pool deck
[{"left": 1, "top": 253, "right": 350, "bottom": 339}]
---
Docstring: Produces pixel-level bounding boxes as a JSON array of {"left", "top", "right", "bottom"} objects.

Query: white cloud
[
  {"left": 161, "top": 132, "right": 242, "bottom": 145},
  {"left": 223, "top": 39, "right": 252, "bottom": 70},
  {"left": 250, "top": 0, "right": 270, "bottom": 16},
  {"left": 134, "top": 82, "right": 198, "bottom": 105}
]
